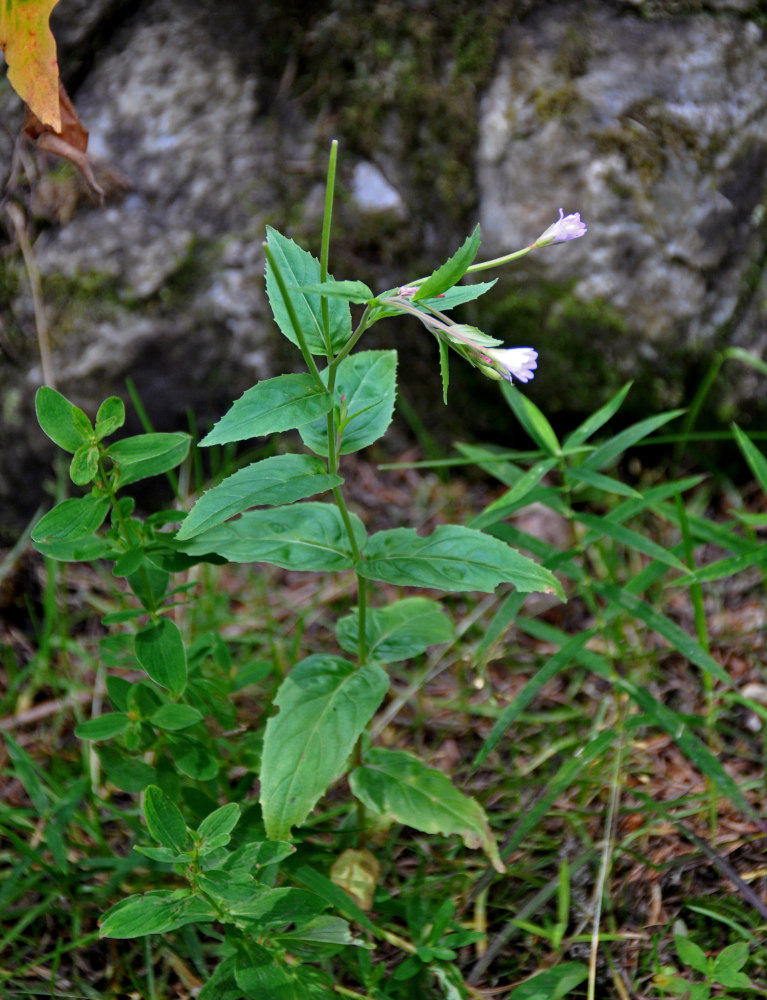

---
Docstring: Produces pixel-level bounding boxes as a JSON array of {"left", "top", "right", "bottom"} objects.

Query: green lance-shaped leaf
[
  {"left": 508, "top": 963, "right": 588, "bottom": 1000},
  {"left": 265, "top": 226, "right": 352, "bottom": 354},
  {"left": 35, "top": 385, "right": 92, "bottom": 452},
  {"left": 176, "top": 454, "right": 342, "bottom": 540},
  {"left": 370, "top": 278, "right": 497, "bottom": 323},
  {"left": 178, "top": 502, "right": 366, "bottom": 573},
  {"left": 349, "top": 746, "right": 504, "bottom": 873},
  {"left": 501, "top": 382, "right": 561, "bottom": 456},
  {"left": 99, "top": 889, "right": 217, "bottom": 939},
  {"left": 414, "top": 225, "right": 481, "bottom": 300},
  {"left": 296, "top": 279, "right": 375, "bottom": 304},
  {"left": 733, "top": 424, "right": 767, "bottom": 494},
  {"left": 359, "top": 524, "right": 564, "bottom": 597},
  {"left": 31, "top": 495, "right": 110, "bottom": 552},
  {"left": 107, "top": 432, "right": 190, "bottom": 488},
  {"left": 144, "top": 784, "right": 188, "bottom": 853},
  {"left": 336, "top": 597, "right": 454, "bottom": 663},
  {"left": 299, "top": 350, "right": 398, "bottom": 456},
  {"left": 200, "top": 373, "right": 335, "bottom": 447},
  {"left": 260, "top": 656, "right": 389, "bottom": 841},
  {"left": 134, "top": 618, "right": 187, "bottom": 695}
]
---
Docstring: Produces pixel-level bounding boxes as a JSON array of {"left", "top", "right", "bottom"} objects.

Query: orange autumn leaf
[{"left": 0, "top": 0, "right": 61, "bottom": 131}]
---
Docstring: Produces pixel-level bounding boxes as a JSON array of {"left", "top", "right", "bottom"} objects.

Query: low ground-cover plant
[{"left": 3, "top": 143, "right": 767, "bottom": 998}]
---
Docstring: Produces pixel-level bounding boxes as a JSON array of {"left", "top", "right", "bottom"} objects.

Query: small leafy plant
[
  {"left": 654, "top": 935, "right": 756, "bottom": 999},
  {"left": 21, "top": 140, "right": 767, "bottom": 998},
  {"left": 28, "top": 142, "right": 588, "bottom": 995}
]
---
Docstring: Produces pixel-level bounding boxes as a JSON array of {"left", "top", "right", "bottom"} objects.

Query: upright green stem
[{"left": 319, "top": 140, "right": 339, "bottom": 356}]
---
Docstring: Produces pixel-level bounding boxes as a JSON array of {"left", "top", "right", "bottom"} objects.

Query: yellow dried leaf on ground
[{"left": 0, "top": 0, "right": 61, "bottom": 130}]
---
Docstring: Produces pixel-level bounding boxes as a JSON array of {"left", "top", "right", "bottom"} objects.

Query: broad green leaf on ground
[
  {"left": 99, "top": 889, "right": 217, "bottom": 938},
  {"left": 134, "top": 618, "right": 187, "bottom": 695},
  {"left": 508, "top": 962, "right": 588, "bottom": 1000},
  {"left": 35, "top": 385, "right": 90, "bottom": 451},
  {"left": 299, "top": 350, "right": 398, "bottom": 456},
  {"left": 349, "top": 747, "right": 504, "bottom": 872},
  {"left": 414, "top": 225, "right": 481, "bottom": 300},
  {"left": 0, "top": 0, "right": 61, "bottom": 129},
  {"left": 336, "top": 597, "right": 454, "bottom": 663},
  {"left": 178, "top": 502, "right": 366, "bottom": 572},
  {"left": 265, "top": 226, "right": 352, "bottom": 354},
  {"left": 359, "top": 524, "right": 563, "bottom": 597},
  {"left": 107, "top": 433, "right": 190, "bottom": 488},
  {"left": 143, "top": 785, "right": 188, "bottom": 852},
  {"left": 260, "top": 656, "right": 388, "bottom": 841},
  {"left": 176, "top": 455, "right": 342, "bottom": 539},
  {"left": 200, "top": 374, "right": 334, "bottom": 447}
]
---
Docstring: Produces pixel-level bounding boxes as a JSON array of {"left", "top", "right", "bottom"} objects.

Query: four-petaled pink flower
[
  {"left": 484, "top": 346, "right": 538, "bottom": 383},
  {"left": 536, "top": 208, "right": 587, "bottom": 247}
]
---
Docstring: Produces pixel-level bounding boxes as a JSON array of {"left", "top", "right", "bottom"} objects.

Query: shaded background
[{"left": 2, "top": 0, "right": 767, "bottom": 540}]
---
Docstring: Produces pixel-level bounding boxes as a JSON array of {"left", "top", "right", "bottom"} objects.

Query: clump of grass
[{"left": 3, "top": 378, "right": 767, "bottom": 998}]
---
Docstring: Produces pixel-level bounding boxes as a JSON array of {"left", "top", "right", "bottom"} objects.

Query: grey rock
[
  {"left": 3, "top": 0, "right": 767, "bottom": 537},
  {"left": 476, "top": 5, "right": 767, "bottom": 415},
  {"left": 352, "top": 162, "right": 407, "bottom": 216}
]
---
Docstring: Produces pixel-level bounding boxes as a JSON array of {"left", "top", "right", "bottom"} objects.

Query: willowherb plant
[{"left": 31, "top": 142, "right": 587, "bottom": 996}]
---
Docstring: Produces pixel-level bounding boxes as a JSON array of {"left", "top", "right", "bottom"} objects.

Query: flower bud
[{"left": 535, "top": 208, "right": 587, "bottom": 247}]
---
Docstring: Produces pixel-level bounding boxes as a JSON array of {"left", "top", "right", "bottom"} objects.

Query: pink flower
[
  {"left": 484, "top": 347, "right": 538, "bottom": 383},
  {"left": 536, "top": 208, "right": 587, "bottom": 246}
]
